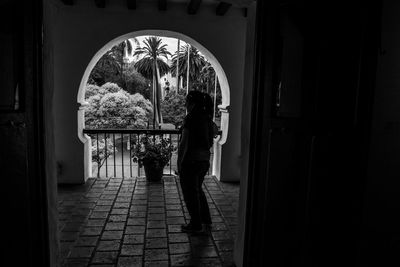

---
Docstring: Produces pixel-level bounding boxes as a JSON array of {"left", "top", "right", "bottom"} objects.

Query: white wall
[{"left": 49, "top": 0, "right": 248, "bottom": 183}]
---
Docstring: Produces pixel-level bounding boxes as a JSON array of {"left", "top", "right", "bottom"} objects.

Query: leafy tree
[
  {"left": 161, "top": 90, "right": 186, "bottom": 127},
  {"left": 170, "top": 45, "right": 206, "bottom": 89},
  {"left": 112, "top": 38, "right": 142, "bottom": 90},
  {"left": 88, "top": 51, "right": 121, "bottom": 86},
  {"left": 85, "top": 83, "right": 102, "bottom": 98},
  {"left": 88, "top": 38, "right": 150, "bottom": 94},
  {"left": 134, "top": 36, "right": 171, "bottom": 127},
  {"left": 123, "top": 62, "right": 151, "bottom": 99},
  {"left": 85, "top": 83, "right": 153, "bottom": 129},
  {"left": 191, "top": 62, "right": 215, "bottom": 93}
]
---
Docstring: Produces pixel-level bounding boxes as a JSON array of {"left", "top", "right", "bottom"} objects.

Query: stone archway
[{"left": 77, "top": 30, "right": 230, "bottom": 180}]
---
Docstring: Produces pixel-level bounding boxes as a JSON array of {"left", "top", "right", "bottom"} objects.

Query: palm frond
[
  {"left": 170, "top": 44, "right": 206, "bottom": 82},
  {"left": 124, "top": 40, "right": 133, "bottom": 58},
  {"left": 134, "top": 57, "right": 155, "bottom": 79},
  {"left": 130, "top": 37, "right": 140, "bottom": 47},
  {"left": 156, "top": 58, "right": 170, "bottom": 76}
]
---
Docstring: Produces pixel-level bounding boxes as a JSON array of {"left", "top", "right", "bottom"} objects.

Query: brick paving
[{"left": 58, "top": 176, "right": 239, "bottom": 267}]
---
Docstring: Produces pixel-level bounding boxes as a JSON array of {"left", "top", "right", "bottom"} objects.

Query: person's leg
[
  {"left": 180, "top": 162, "right": 202, "bottom": 231},
  {"left": 198, "top": 162, "right": 212, "bottom": 225}
]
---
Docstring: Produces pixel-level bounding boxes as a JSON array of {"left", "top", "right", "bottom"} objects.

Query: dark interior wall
[
  {"left": 360, "top": 0, "right": 400, "bottom": 265},
  {"left": 43, "top": 1, "right": 59, "bottom": 265}
]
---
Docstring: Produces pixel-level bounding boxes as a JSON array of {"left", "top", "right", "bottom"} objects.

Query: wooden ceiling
[{"left": 60, "top": 0, "right": 253, "bottom": 17}]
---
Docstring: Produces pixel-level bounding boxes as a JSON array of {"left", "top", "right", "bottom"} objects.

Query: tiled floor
[{"left": 58, "top": 176, "right": 240, "bottom": 267}]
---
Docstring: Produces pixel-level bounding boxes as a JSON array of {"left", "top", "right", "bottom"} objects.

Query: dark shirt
[{"left": 177, "top": 111, "right": 217, "bottom": 171}]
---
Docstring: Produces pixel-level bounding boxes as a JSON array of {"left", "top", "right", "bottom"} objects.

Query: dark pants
[{"left": 179, "top": 160, "right": 212, "bottom": 226}]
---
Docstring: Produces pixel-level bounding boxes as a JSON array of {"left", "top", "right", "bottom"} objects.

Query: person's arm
[
  {"left": 177, "top": 118, "right": 190, "bottom": 172},
  {"left": 180, "top": 127, "right": 190, "bottom": 164}
]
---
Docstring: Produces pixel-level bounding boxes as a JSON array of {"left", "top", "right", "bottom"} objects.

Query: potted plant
[{"left": 131, "top": 135, "right": 175, "bottom": 182}]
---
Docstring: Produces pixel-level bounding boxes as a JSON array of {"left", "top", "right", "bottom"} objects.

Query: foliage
[
  {"left": 133, "top": 36, "right": 171, "bottom": 79},
  {"left": 91, "top": 137, "right": 116, "bottom": 169},
  {"left": 123, "top": 63, "right": 151, "bottom": 99},
  {"left": 161, "top": 90, "right": 186, "bottom": 127},
  {"left": 88, "top": 52, "right": 121, "bottom": 87},
  {"left": 170, "top": 45, "right": 206, "bottom": 88},
  {"left": 133, "top": 36, "right": 172, "bottom": 126},
  {"left": 88, "top": 38, "right": 150, "bottom": 97},
  {"left": 87, "top": 36, "right": 223, "bottom": 127},
  {"left": 100, "top": 82, "right": 121, "bottom": 94},
  {"left": 191, "top": 62, "right": 216, "bottom": 93},
  {"left": 134, "top": 57, "right": 170, "bottom": 80},
  {"left": 85, "top": 83, "right": 153, "bottom": 129},
  {"left": 190, "top": 62, "right": 223, "bottom": 119},
  {"left": 131, "top": 135, "right": 175, "bottom": 169},
  {"left": 85, "top": 83, "right": 102, "bottom": 98}
]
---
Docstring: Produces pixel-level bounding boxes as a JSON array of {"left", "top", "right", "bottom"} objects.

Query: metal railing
[{"left": 83, "top": 128, "right": 221, "bottom": 178}]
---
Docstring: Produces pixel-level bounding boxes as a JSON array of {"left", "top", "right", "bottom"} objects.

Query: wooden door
[
  {"left": 0, "top": 0, "right": 49, "bottom": 266},
  {"left": 244, "top": 1, "right": 380, "bottom": 266}
]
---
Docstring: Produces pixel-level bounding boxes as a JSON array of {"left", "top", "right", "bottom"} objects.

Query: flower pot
[{"left": 143, "top": 161, "right": 164, "bottom": 182}]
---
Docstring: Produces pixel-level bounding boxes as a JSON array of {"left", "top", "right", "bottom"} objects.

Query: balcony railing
[{"left": 83, "top": 128, "right": 221, "bottom": 178}]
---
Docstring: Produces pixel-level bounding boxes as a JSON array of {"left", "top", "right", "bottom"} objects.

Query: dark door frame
[
  {"left": 242, "top": 0, "right": 382, "bottom": 266},
  {"left": 242, "top": 0, "right": 279, "bottom": 265},
  {"left": 25, "top": 0, "right": 51, "bottom": 265}
]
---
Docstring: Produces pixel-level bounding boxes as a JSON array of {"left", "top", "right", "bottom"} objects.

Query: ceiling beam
[
  {"left": 158, "top": 0, "right": 167, "bottom": 11},
  {"left": 60, "top": 0, "right": 74, "bottom": 5},
  {"left": 127, "top": 0, "right": 136, "bottom": 9},
  {"left": 94, "top": 0, "right": 106, "bottom": 8},
  {"left": 213, "top": 0, "right": 253, "bottom": 7},
  {"left": 187, "top": 0, "right": 202, "bottom": 15},
  {"left": 216, "top": 2, "right": 232, "bottom": 16}
]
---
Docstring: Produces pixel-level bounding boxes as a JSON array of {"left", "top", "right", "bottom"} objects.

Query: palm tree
[
  {"left": 175, "top": 39, "right": 180, "bottom": 91},
  {"left": 170, "top": 44, "right": 206, "bottom": 91},
  {"left": 133, "top": 36, "right": 171, "bottom": 127},
  {"left": 89, "top": 38, "right": 141, "bottom": 87},
  {"left": 199, "top": 62, "right": 217, "bottom": 94},
  {"left": 115, "top": 38, "right": 140, "bottom": 89},
  {"left": 124, "top": 38, "right": 141, "bottom": 59}
]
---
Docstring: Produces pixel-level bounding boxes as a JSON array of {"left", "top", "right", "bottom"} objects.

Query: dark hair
[
  {"left": 203, "top": 92, "right": 213, "bottom": 119},
  {"left": 186, "top": 90, "right": 203, "bottom": 107},
  {"left": 186, "top": 91, "right": 213, "bottom": 119}
]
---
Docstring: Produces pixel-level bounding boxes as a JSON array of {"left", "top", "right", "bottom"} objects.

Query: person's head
[
  {"left": 185, "top": 90, "right": 203, "bottom": 113},
  {"left": 185, "top": 90, "right": 213, "bottom": 119}
]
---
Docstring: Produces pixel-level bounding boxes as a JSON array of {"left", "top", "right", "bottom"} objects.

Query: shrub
[
  {"left": 161, "top": 90, "right": 186, "bottom": 127},
  {"left": 85, "top": 83, "right": 153, "bottom": 129}
]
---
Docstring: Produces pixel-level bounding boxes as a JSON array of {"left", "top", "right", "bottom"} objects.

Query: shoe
[{"left": 181, "top": 223, "right": 204, "bottom": 234}]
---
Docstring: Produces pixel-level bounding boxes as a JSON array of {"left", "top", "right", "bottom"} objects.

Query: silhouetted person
[{"left": 178, "top": 90, "right": 218, "bottom": 233}]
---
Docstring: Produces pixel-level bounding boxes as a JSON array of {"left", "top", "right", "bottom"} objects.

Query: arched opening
[{"left": 77, "top": 30, "right": 231, "bottom": 180}]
